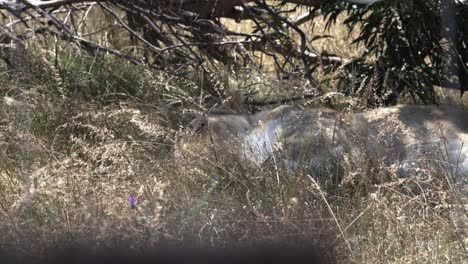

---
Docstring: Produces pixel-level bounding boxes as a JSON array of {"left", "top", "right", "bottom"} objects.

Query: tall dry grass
[{"left": 0, "top": 6, "right": 466, "bottom": 264}]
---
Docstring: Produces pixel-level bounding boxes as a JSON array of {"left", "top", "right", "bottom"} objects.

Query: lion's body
[{"left": 180, "top": 93, "right": 468, "bottom": 179}]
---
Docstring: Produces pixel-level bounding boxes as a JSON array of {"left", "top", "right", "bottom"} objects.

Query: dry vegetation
[{"left": 0, "top": 9, "right": 467, "bottom": 264}]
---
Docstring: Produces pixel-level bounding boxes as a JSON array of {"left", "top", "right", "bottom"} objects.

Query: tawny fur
[{"left": 180, "top": 93, "right": 468, "bottom": 179}]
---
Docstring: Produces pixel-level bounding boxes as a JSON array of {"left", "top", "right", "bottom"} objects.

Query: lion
[{"left": 178, "top": 92, "right": 468, "bottom": 180}]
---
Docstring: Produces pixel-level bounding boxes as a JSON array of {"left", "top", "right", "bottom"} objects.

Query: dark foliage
[{"left": 318, "top": 0, "right": 467, "bottom": 105}]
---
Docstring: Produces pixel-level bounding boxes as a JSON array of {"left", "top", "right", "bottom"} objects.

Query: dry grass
[{"left": 0, "top": 9, "right": 467, "bottom": 264}]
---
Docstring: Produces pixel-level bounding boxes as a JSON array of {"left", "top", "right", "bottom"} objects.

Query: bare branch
[
  {"left": 42, "top": 27, "right": 147, "bottom": 66},
  {"left": 0, "top": 0, "right": 105, "bottom": 13},
  {"left": 250, "top": 0, "right": 322, "bottom": 93},
  {"left": 246, "top": 93, "right": 322, "bottom": 106},
  {"left": 98, "top": 2, "right": 162, "bottom": 53}
]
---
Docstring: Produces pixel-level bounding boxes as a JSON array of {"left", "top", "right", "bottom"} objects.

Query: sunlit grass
[{"left": 0, "top": 6, "right": 466, "bottom": 263}]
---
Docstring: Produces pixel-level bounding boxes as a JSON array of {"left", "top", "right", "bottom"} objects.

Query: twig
[
  {"left": 0, "top": 0, "right": 106, "bottom": 12},
  {"left": 246, "top": 93, "right": 321, "bottom": 106},
  {"left": 293, "top": 11, "right": 319, "bottom": 27},
  {"left": 0, "top": 24, "right": 24, "bottom": 45},
  {"left": 254, "top": 0, "right": 322, "bottom": 93},
  {"left": 98, "top": 2, "right": 162, "bottom": 53},
  {"left": 33, "top": 27, "right": 147, "bottom": 66}
]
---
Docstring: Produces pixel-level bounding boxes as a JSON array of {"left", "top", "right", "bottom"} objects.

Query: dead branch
[
  {"left": 98, "top": 2, "right": 162, "bottom": 53},
  {"left": 42, "top": 27, "right": 148, "bottom": 66},
  {"left": 246, "top": 93, "right": 322, "bottom": 106}
]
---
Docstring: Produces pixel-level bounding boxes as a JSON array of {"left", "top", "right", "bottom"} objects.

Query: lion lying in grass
[{"left": 178, "top": 92, "right": 467, "bottom": 181}]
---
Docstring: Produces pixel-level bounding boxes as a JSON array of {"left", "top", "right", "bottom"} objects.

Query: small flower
[
  {"left": 213, "top": 176, "right": 220, "bottom": 183},
  {"left": 129, "top": 195, "right": 136, "bottom": 208}
]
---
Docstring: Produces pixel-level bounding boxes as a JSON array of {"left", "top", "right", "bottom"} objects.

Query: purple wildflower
[{"left": 129, "top": 195, "right": 136, "bottom": 208}]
